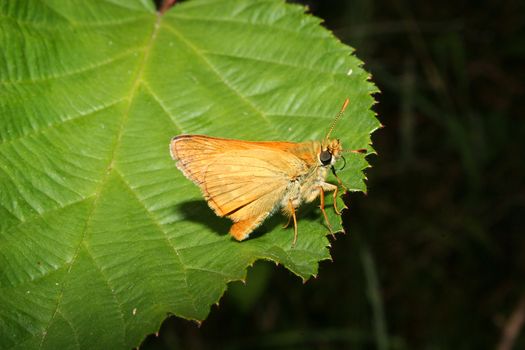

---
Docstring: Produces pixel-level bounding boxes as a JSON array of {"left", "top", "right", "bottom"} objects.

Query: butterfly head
[
  {"left": 320, "top": 98, "right": 349, "bottom": 167},
  {"left": 319, "top": 139, "right": 342, "bottom": 167}
]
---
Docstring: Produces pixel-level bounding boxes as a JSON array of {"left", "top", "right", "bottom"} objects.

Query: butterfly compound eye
[{"left": 319, "top": 150, "right": 332, "bottom": 165}]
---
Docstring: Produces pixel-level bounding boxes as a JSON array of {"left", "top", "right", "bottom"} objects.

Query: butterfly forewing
[{"left": 170, "top": 135, "right": 311, "bottom": 239}]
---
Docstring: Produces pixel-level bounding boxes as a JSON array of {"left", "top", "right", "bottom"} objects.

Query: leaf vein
[
  {"left": 0, "top": 47, "right": 145, "bottom": 85},
  {"left": 142, "top": 82, "right": 184, "bottom": 133},
  {"left": 82, "top": 244, "right": 127, "bottom": 346},
  {"left": 0, "top": 98, "right": 126, "bottom": 147},
  {"left": 170, "top": 13, "right": 325, "bottom": 39},
  {"left": 113, "top": 169, "right": 200, "bottom": 316},
  {"left": 204, "top": 51, "right": 348, "bottom": 77},
  {"left": 162, "top": 22, "right": 274, "bottom": 132}
]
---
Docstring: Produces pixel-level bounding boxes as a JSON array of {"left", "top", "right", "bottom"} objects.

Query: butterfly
[{"left": 170, "top": 99, "right": 364, "bottom": 245}]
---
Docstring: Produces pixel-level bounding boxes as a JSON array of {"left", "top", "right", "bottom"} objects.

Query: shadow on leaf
[
  {"left": 176, "top": 199, "right": 325, "bottom": 240},
  {"left": 177, "top": 200, "right": 230, "bottom": 236}
]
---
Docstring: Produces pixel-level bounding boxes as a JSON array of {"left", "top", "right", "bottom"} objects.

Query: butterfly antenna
[
  {"left": 342, "top": 148, "right": 367, "bottom": 154},
  {"left": 325, "top": 98, "right": 350, "bottom": 141}
]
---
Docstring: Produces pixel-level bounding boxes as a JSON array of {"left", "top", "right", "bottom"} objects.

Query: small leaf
[{"left": 0, "top": 0, "right": 380, "bottom": 348}]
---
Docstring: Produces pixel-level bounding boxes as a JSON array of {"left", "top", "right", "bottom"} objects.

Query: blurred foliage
[{"left": 142, "top": 0, "right": 525, "bottom": 349}]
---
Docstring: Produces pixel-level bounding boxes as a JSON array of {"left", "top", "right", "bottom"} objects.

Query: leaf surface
[{"left": 0, "top": 0, "right": 379, "bottom": 348}]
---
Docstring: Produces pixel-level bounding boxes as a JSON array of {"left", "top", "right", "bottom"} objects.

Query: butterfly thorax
[{"left": 280, "top": 139, "right": 342, "bottom": 213}]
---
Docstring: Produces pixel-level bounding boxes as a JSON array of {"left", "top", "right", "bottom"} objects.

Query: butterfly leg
[
  {"left": 319, "top": 182, "right": 342, "bottom": 215},
  {"left": 287, "top": 200, "right": 298, "bottom": 246},
  {"left": 282, "top": 215, "right": 292, "bottom": 229},
  {"left": 330, "top": 167, "right": 347, "bottom": 215},
  {"left": 319, "top": 186, "right": 336, "bottom": 239},
  {"left": 331, "top": 167, "right": 348, "bottom": 192}
]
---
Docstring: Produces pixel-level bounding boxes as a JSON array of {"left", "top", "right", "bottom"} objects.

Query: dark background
[{"left": 144, "top": 0, "right": 525, "bottom": 349}]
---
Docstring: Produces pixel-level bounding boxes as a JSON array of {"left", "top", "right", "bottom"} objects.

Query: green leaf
[{"left": 0, "top": 0, "right": 380, "bottom": 348}]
